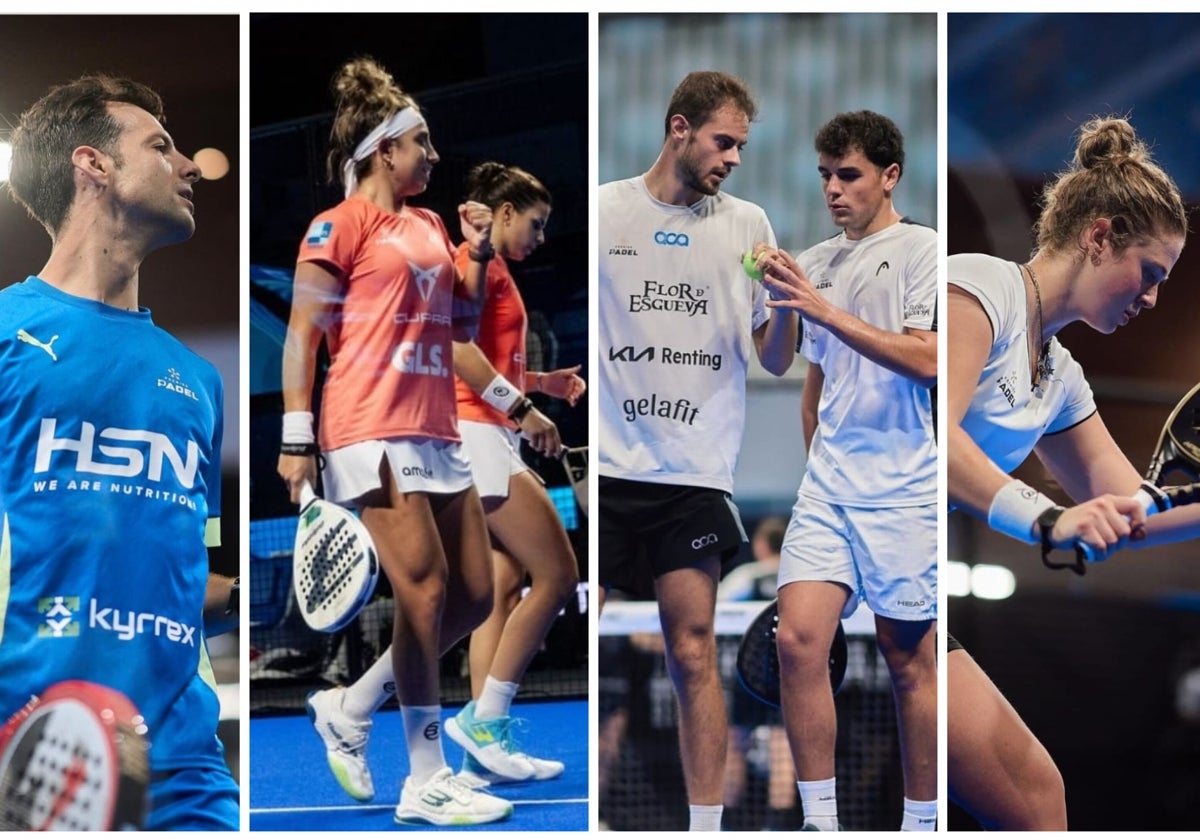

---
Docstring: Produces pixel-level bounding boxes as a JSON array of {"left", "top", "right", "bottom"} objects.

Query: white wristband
[
  {"left": 282, "top": 411, "right": 315, "bottom": 445},
  {"left": 987, "top": 479, "right": 1057, "bottom": 544},
  {"left": 480, "top": 374, "right": 522, "bottom": 414}
]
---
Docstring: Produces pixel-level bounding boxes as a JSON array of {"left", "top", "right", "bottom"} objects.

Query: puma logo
[{"left": 16, "top": 329, "right": 60, "bottom": 361}]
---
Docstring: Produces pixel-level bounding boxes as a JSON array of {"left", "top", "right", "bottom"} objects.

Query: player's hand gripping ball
[{"left": 742, "top": 250, "right": 764, "bottom": 282}]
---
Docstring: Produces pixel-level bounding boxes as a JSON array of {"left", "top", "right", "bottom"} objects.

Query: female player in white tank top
[{"left": 947, "top": 116, "right": 1199, "bottom": 829}]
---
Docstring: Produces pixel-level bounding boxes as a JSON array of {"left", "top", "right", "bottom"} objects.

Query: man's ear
[
  {"left": 668, "top": 113, "right": 692, "bottom": 144},
  {"left": 72, "top": 145, "right": 112, "bottom": 187}
]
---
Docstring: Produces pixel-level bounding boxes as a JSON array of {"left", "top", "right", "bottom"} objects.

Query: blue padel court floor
[{"left": 250, "top": 699, "right": 588, "bottom": 831}]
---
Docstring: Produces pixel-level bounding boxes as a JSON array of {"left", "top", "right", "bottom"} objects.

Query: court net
[{"left": 599, "top": 600, "right": 901, "bottom": 831}]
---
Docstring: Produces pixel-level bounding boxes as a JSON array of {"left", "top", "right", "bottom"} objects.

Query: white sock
[
  {"left": 342, "top": 650, "right": 394, "bottom": 720},
  {"left": 798, "top": 777, "right": 838, "bottom": 830},
  {"left": 401, "top": 705, "right": 446, "bottom": 785},
  {"left": 901, "top": 797, "right": 937, "bottom": 831},
  {"left": 475, "top": 676, "right": 519, "bottom": 720},
  {"left": 688, "top": 803, "right": 723, "bottom": 831}
]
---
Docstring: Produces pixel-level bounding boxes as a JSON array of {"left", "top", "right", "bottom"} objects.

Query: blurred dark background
[
  {"left": 247, "top": 13, "right": 589, "bottom": 716},
  {"left": 0, "top": 13, "right": 240, "bottom": 777},
  {"left": 949, "top": 12, "right": 1200, "bottom": 830}
]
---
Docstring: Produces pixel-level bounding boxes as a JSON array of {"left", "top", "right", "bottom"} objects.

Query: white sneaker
[
  {"left": 458, "top": 751, "right": 564, "bottom": 788},
  {"left": 306, "top": 687, "right": 374, "bottom": 801},
  {"left": 445, "top": 701, "right": 537, "bottom": 781},
  {"left": 526, "top": 754, "right": 565, "bottom": 780},
  {"left": 394, "top": 766, "right": 514, "bottom": 826}
]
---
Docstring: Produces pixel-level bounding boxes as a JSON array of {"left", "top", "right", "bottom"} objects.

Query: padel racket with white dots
[
  {"left": 292, "top": 481, "right": 379, "bottom": 632},
  {"left": 0, "top": 681, "right": 149, "bottom": 831}
]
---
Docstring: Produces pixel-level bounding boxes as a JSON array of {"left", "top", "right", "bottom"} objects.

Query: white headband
[{"left": 342, "top": 106, "right": 427, "bottom": 197}]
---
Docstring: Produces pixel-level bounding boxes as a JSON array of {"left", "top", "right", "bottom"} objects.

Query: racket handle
[
  {"left": 1075, "top": 483, "right": 1166, "bottom": 562},
  {"left": 298, "top": 480, "right": 317, "bottom": 509}
]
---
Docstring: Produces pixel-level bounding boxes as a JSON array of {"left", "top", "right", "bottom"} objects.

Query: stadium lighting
[
  {"left": 193, "top": 147, "right": 229, "bottom": 180},
  {"left": 946, "top": 561, "right": 971, "bottom": 597},
  {"left": 970, "top": 564, "right": 1016, "bottom": 600}
]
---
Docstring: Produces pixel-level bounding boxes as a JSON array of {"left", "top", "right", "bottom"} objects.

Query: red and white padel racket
[{"left": 0, "top": 681, "right": 149, "bottom": 830}]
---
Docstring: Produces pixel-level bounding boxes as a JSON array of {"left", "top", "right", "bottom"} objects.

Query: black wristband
[
  {"left": 1038, "top": 506, "right": 1085, "bottom": 575},
  {"left": 225, "top": 577, "right": 240, "bottom": 616},
  {"left": 507, "top": 397, "right": 535, "bottom": 422},
  {"left": 468, "top": 246, "right": 494, "bottom": 262},
  {"left": 280, "top": 441, "right": 319, "bottom": 457}
]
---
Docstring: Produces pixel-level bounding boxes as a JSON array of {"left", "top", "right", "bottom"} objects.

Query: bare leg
[
  {"left": 433, "top": 484, "right": 494, "bottom": 651},
  {"left": 655, "top": 558, "right": 726, "bottom": 805},
  {"left": 472, "top": 471, "right": 579, "bottom": 687},
  {"left": 875, "top": 616, "right": 937, "bottom": 801},
  {"left": 948, "top": 648, "right": 1067, "bottom": 830},
  {"left": 775, "top": 580, "right": 849, "bottom": 781},
  {"left": 467, "top": 547, "right": 524, "bottom": 698},
  {"left": 359, "top": 477, "right": 448, "bottom": 708}
]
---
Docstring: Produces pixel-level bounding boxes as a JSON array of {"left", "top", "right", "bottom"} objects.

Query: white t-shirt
[
  {"left": 597, "top": 176, "right": 774, "bottom": 493},
  {"left": 798, "top": 220, "right": 938, "bottom": 508},
  {"left": 948, "top": 252, "right": 1096, "bottom": 473}
]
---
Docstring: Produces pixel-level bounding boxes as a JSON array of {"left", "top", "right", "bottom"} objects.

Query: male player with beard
[
  {"left": 756, "top": 111, "right": 937, "bottom": 831},
  {"left": 597, "top": 70, "right": 798, "bottom": 831},
  {"left": 0, "top": 75, "right": 238, "bottom": 829}
]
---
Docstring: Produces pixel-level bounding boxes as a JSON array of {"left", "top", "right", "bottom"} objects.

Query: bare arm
[
  {"left": 1036, "top": 413, "right": 1200, "bottom": 549},
  {"left": 801, "top": 361, "right": 823, "bottom": 454},
  {"left": 751, "top": 306, "right": 798, "bottom": 376},
  {"left": 276, "top": 260, "right": 341, "bottom": 503},
  {"left": 452, "top": 339, "right": 562, "bottom": 457},
  {"left": 526, "top": 365, "right": 587, "bottom": 407},
  {"left": 203, "top": 573, "right": 238, "bottom": 637},
  {"left": 759, "top": 248, "right": 936, "bottom": 387},
  {"left": 454, "top": 201, "right": 494, "bottom": 305},
  {"left": 947, "top": 284, "right": 1144, "bottom": 556}
]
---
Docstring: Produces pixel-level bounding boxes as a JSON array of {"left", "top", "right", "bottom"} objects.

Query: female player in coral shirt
[
  {"left": 307, "top": 162, "right": 586, "bottom": 788},
  {"left": 446, "top": 162, "right": 585, "bottom": 784},
  {"left": 276, "top": 56, "right": 512, "bottom": 826}
]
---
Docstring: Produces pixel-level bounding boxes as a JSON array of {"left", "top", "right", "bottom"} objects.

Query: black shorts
[
  {"left": 599, "top": 476, "right": 746, "bottom": 599},
  {"left": 947, "top": 631, "right": 964, "bottom": 653}
]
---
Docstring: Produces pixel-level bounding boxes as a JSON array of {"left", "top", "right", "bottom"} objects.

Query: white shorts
[
  {"left": 458, "top": 420, "right": 531, "bottom": 500},
  {"left": 321, "top": 436, "right": 474, "bottom": 505},
  {"left": 778, "top": 494, "right": 937, "bottom": 621}
]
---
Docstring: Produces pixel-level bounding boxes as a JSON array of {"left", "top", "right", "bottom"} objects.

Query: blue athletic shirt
[{"left": 0, "top": 277, "right": 227, "bottom": 774}]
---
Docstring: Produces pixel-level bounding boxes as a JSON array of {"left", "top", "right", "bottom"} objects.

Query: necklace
[{"left": 1023, "top": 263, "right": 1052, "bottom": 389}]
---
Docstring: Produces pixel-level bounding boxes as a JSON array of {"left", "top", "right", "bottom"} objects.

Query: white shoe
[
  {"left": 445, "top": 701, "right": 537, "bottom": 781},
  {"left": 306, "top": 687, "right": 374, "bottom": 801},
  {"left": 526, "top": 754, "right": 565, "bottom": 780},
  {"left": 458, "top": 751, "right": 564, "bottom": 788},
  {"left": 394, "top": 766, "right": 514, "bottom": 825}
]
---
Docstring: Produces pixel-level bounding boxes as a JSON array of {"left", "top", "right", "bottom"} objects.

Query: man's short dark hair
[
  {"left": 7, "top": 75, "right": 165, "bottom": 236},
  {"left": 664, "top": 71, "right": 757, "bottom": 137},
  {"left": 814, "top": 111, "right": 905, "bottom": 178}
]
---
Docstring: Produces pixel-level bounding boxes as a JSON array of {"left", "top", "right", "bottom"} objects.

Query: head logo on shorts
[
  {"left": 38, "top": 595, "right": 81, "bottom": 638},
  {"left": 306, "top": 221, "right": 333, "bottom": 247},
  {"left": 654, "top": 231, "right": 689, "bottom": 247}
]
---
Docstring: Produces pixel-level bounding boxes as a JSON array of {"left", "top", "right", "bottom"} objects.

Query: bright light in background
[
  {"left": 193, "top": 147, "right": 229, "bottom": 180},
  {"left": 970, "top": 564, "right": 1016, "bottom": 600},
  {"left": 0, "top": 141, "right": 12, "bottom": 183},
  {"left": 946, "top": 561, "right": 971, "bottom": 598}
]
